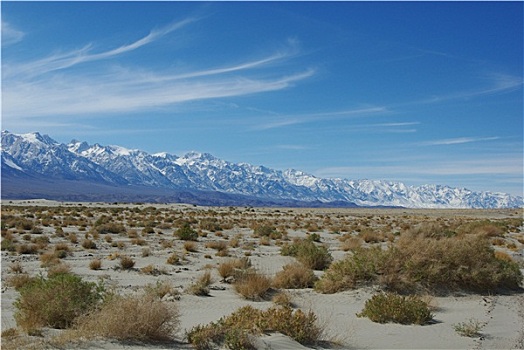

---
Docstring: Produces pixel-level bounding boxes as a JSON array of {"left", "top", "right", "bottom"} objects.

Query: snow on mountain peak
[
  {"left": 1, "top": 130, "right": 522, "bottom": 208},
  {"left": 20, "top": 132, "right": 57, "bottom": 146}
]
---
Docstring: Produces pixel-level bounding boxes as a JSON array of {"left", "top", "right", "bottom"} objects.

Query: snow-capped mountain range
[{"left": 1, "top": 130, "right": 522, "bottom": 208}]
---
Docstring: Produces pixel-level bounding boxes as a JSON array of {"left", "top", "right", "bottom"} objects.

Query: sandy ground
[{"left": 1, "top": 200, "right": 523, "bottom": 349}]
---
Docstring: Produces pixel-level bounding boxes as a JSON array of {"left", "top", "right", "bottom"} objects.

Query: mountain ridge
[{"left": 1, "top": 130, "right": 522, "bottom": 208}]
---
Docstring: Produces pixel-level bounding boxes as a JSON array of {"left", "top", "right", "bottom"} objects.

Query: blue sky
[{"left": 2, "top": 1, "right": 523, "bottom": 196}]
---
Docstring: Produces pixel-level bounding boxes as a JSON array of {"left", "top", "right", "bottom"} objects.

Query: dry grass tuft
[
  {"left": 184, "top": 241, "right": 198, "bottom": 252},
  {"left": 47, "top": 263, "right": 72, "bottom": 277},
  {"left": 187, "top": 271, "right": 213, "bottom": 296},
  {"left": 75, "top": 293, "right": 179, "bottom": 341},
  {"left": 89, "top": 258, "right": 102, "bottom": 270},
  {"left": 166, "top": 252, "right": 180, "bottom": 265},
  {"left": 9, "top": 261, "right": 25, "bottom": 274},
  {"left": 119, "top": 255, "right": 135, "bottom": 270},
  {"left": 217, "top": 257, "right": 252, "bottom": 281},
  {"left": 273, "top": 262, "right": 318, "bottom": 289},
  {"left": 234, "top": 270, "right": 272, "bottom": 301},
  {"left": 272, "top": 291, "right": 294, "bottom": 308}
]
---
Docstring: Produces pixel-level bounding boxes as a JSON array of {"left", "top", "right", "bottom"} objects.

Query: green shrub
[
  {"left": 281, "top": 239, "right": 332, "bottom": 270},
  {"left": 187, "top": 305, "right": 323, "bottom": 349},
  {"left": 94, "top": 222, "right": 126, "bottom": 234},
  {"left": 393, "top": 234, "right": 522, "bottom": 292},
  {"left": 253, "top": 224, "right": 280, "bottom": 239},
  {"left": 315, "top": 235, "right": 522, "bottom": 294},
  {"left": 1, "top": 238, "right": 16, "bottom": 252},
  {"left": 175, "top": 222, "right": 198, "bottom": 241},
  {"left": 356, "top": 292, "right": 433, "bottom": 325},
  {"left": 315, "top": 246, "right": 386, "bottom": 293},
  {"left": 14, "top": 273, "right": 103, "bottom": 330}
]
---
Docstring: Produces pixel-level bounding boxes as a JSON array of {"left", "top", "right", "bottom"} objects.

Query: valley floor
[{"left": 1, "top": 200, "right": 523, "bottom": 349}]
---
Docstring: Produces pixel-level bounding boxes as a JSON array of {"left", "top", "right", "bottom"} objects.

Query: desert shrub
[
  {"left": 1, "top": 238, "right": 16, "bottom": 252},
  {"left": 166, "top": 253, "right": 180, "bottom": 265},
  {"left": 1, "top": 327, "right": 18, "bottom": 338},
  {"left": 273, "top": 263, "right": 318, "bottom": 289},
  {"left": 199, "top": 218, "right": 222, "bottom": 232},
  {"left": 89, "top": 258, "right": 102, "bottom": 270},
  {"left": 145, "top": 280, "right": 179, "bottom": 300},
  {"left": 174, "top": 222, "right": 198, "bottom": 241},
  {"left": 404, "top": 222, "right": 455, "bottom": 239},
  {"left": 228, "top": 235, "right": 241, "bottom": 248},
  {"left": 253, "top": 224, "right": 281, "bottom": 239},
  {"left": 187, "top": 271, "right": 212, "bottom": 296},
  {"left": 75, "top": 293, "right": 179, "bottom": 341},
  {"left": 281, "top": 239, "right": 332, "bottom": 270},
  {"left": 357, "top": 292, "right": 433, "bottom": 325},
  {"left": 315, "top": 246, "right": 386, "bottom": 294},
  {"left": 272, "top": 291, "right": 293, "bottom": 308},
  {"left": 131, "top": 238, "right": 146, "bottom": 246},
  {"left": 316, "top": 235, "right": 522, "bottom": 294},
  {"left": 187, "top": 305, "right": 323, "bottom": 349},
  {"left": 259, "top": 235, "right": 271, "bottom": 246},
  {"left": 47, "top": 263, "right": 72, "bottom": 278},
  {"left": 54, "top": 242, "right": 71, "bottom": 254},
  {"left": 456, "top": 220, "right": 505, "bottom": 237},
  {"left": 7, "top": 273, "right": 34, "bottom": 290},
  {"left": 142, "top": 226, "right": 155, "bottom": 234},
  {"left": 453, "top": 318, "right": 484, "bottom": 337},
  {"left": 119, "top": 255, "right": 135, "bottom": 270},
  {"left": 69, "top": 233, "right": 78, "bottom": 244},
  {"left": 233, "top": 270, "right": 272, "bottom": 301},
  {"left": 184, "top": 241, "right": 198, "bottom": 252},
  {"left": 393, "top": 234, "right": 522, "bottom": 292},
  {"left": 93, "top": 222, "right": 126, "bottom": 235},
  {"left": 39, "top": 251, "right": 61, "bottom": 268},
  {"left": 16, "top": 243, "right": 39, "bottom": 255},
  {"left": 340, "top": 235, "right": 363, "bottom": 251},
  {"left": 217, "top": 257, "right": 252, "bottom": 280},
  {"left": 359, "top": 228, "right": 385, "bottom": 243},
  {"left": 307, "top": 232, "right": 321, "bottom": 242},
  {"left": 205, "top": 240, "right": 228, "bottom": 251},
  {"left": 14, "top": 273, "right": 103, "bottom": 330},
  {"left": 9, "top": 261, "right": 24, "bottom": 274},
  {"left": 81, "top": 239, "right": 97, "bottom": 250}
]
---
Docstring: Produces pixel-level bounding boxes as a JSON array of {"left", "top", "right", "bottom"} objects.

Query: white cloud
[
  {"left": 251, "top": 107, "right": 388, "bottom": 131},
  {"left": 1, "top": 21, "right": 25, "bottom": 46},
  {"left": 420, "top": 136, "right": 500, "bottom": 146},
  {"left": 3, "top": 18, "right": 199, "bottom": 79},
  {"left": 2, "top": 18, "right": 315, "bottom": 121}
]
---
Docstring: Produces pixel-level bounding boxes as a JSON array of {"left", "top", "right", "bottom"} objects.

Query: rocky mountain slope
[{"left": 2, "top": 131, "right": 522, "bottom": 208}]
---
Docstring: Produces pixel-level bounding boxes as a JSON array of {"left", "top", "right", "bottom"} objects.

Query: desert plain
[{"left": 1, "top": 199, "right": 523, "bottom": 350}]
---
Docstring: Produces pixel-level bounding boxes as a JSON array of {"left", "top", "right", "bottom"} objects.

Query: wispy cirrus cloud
[
  {"left": 420, "top": 136, "right": 500, "bottom": 146},
  {"left": 251, "top": 106, "right": 388, "bottom": 131},
  {"left": 1, "top": 21, "right": 25, "bottom": 46},
  {"left": 2, "top": 17, "right": 314, "bottom": 121},
  {"left": 3, "top": 18, "right": 199, "bottom": 79},
  {"left": 399, "top": 72, "right": 523, "bottom": 107}
]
